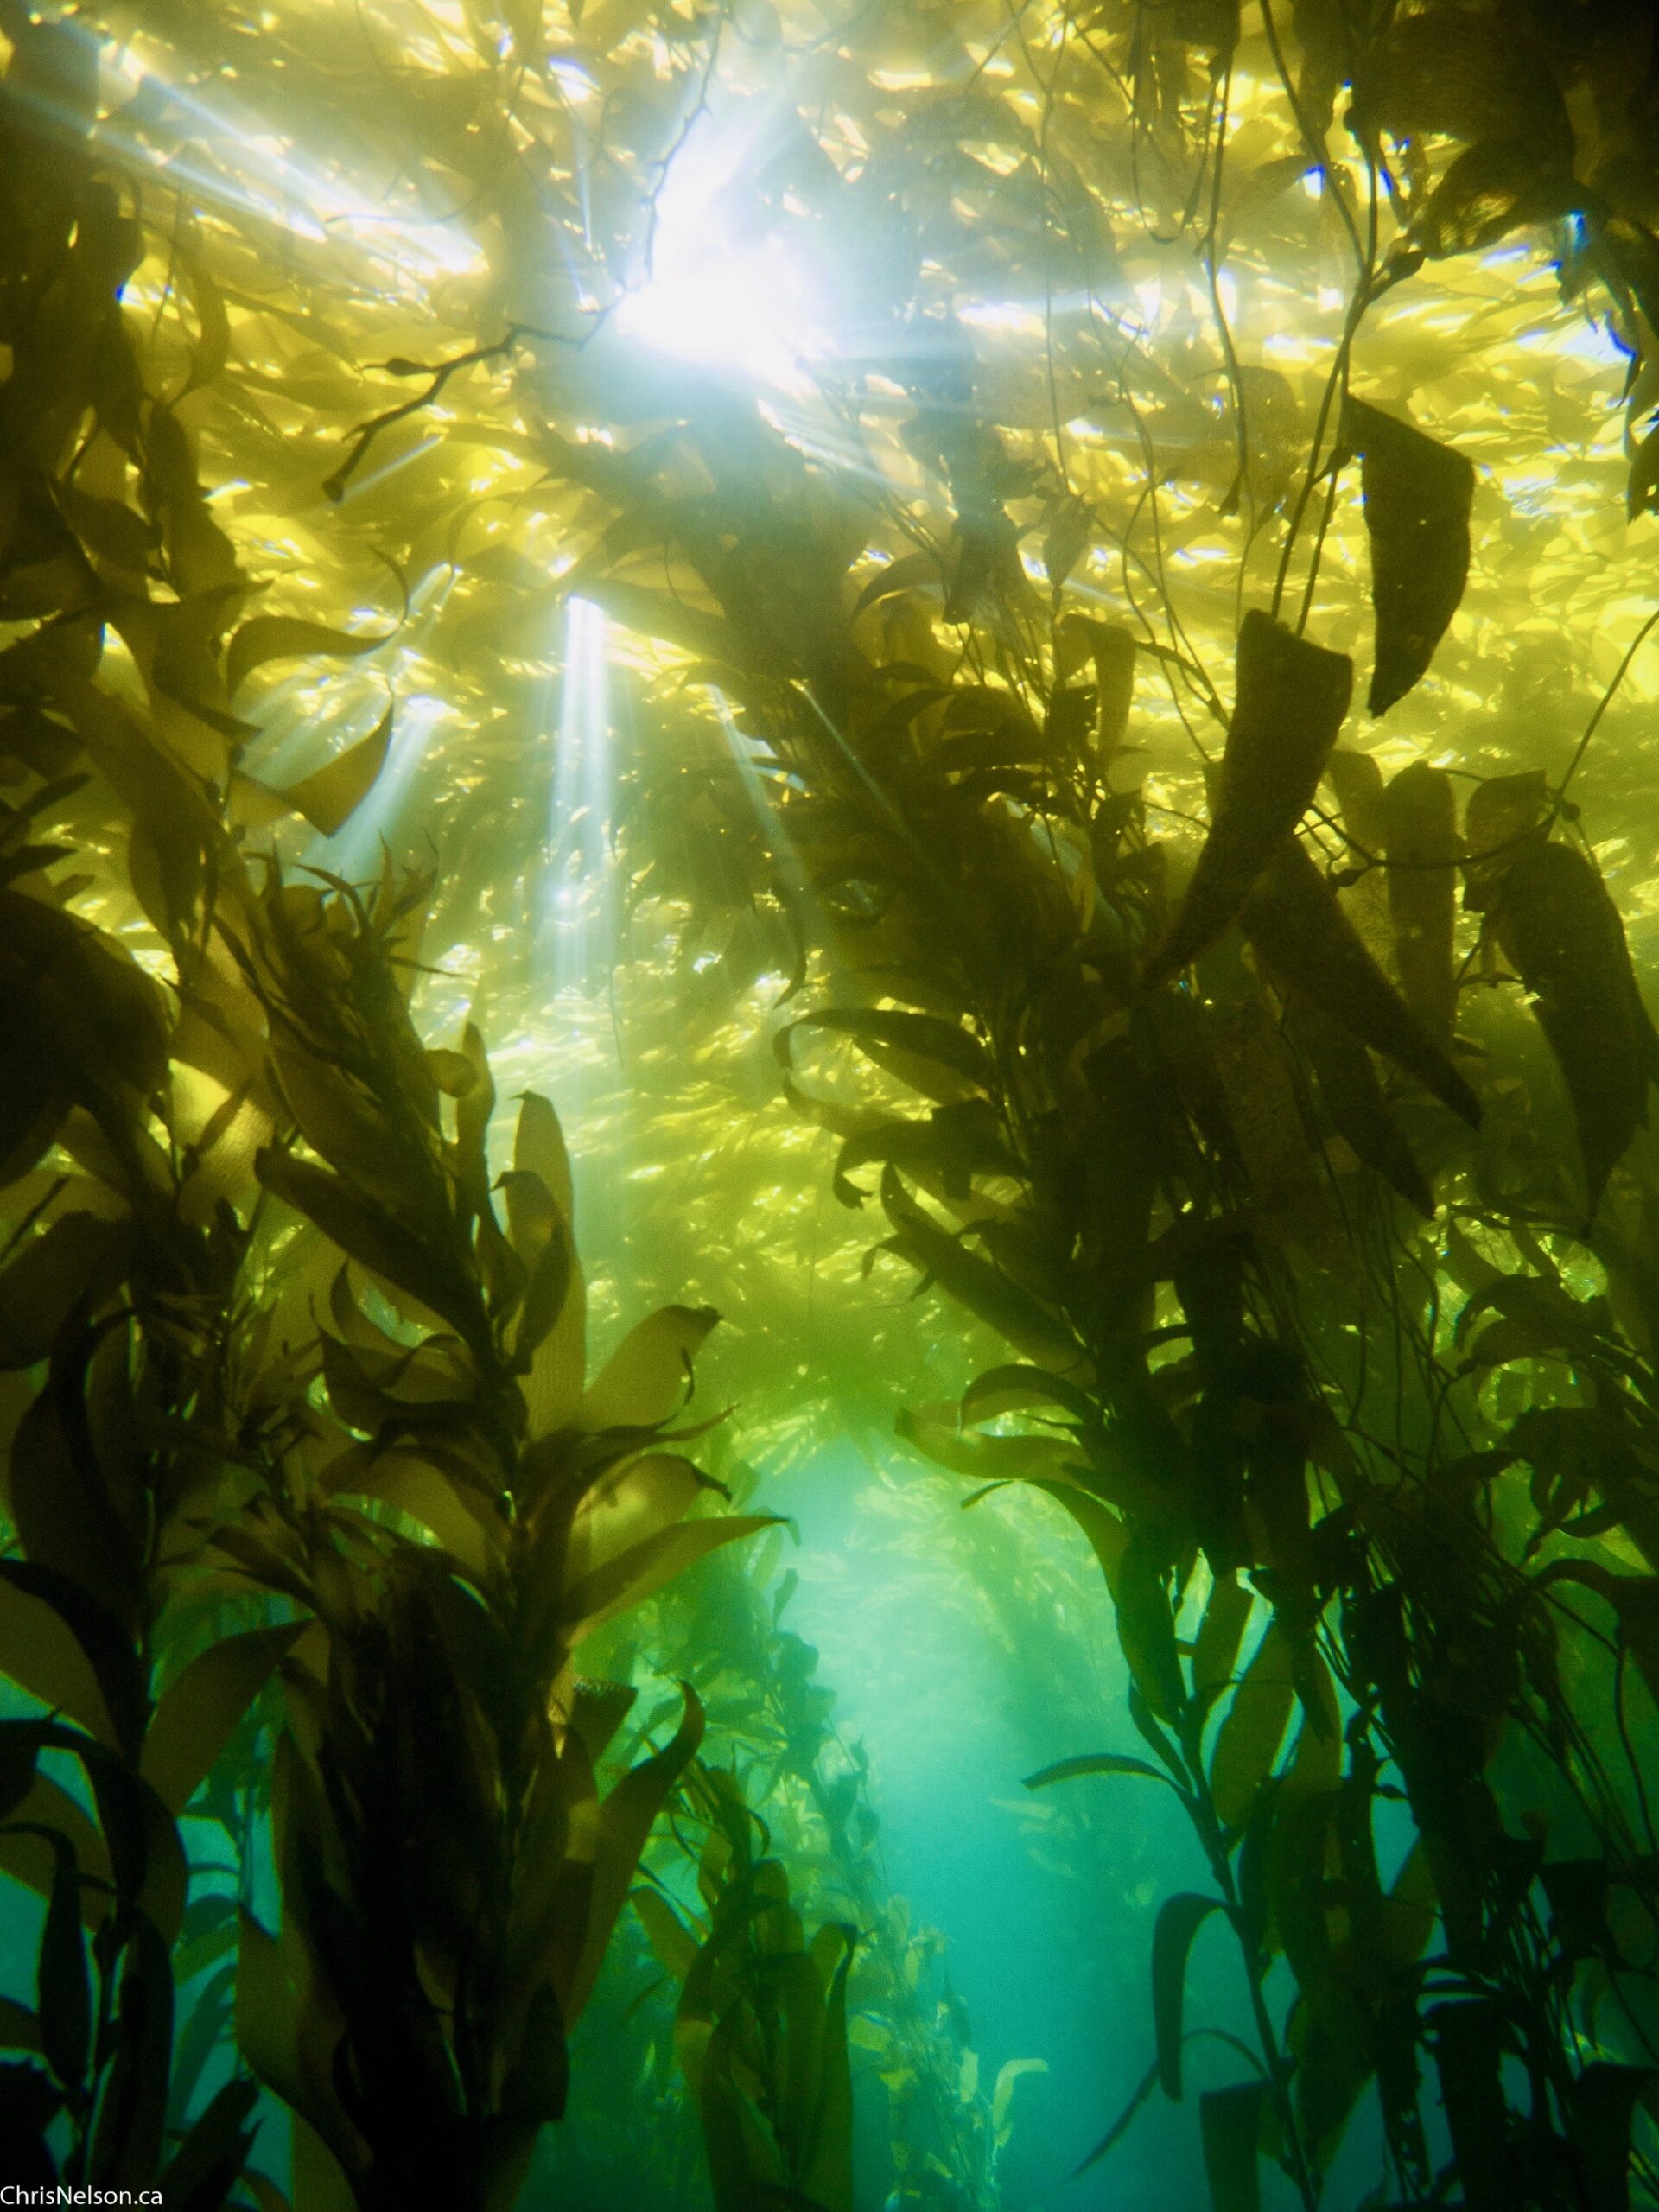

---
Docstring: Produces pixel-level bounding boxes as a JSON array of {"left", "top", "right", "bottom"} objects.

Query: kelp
[
  {"left": 643, "top": 1763, "right": 855, "bottom": 2212},
  {"left": 4, "top": 1, "right": 1659, "bottom": 2209},
  {"left": 1142, "top": 613, "right": 1353, "bottom": 990},
  {"left": 1339, "top": 400, "right": 1475, "bottom": 720},
  {"left": 1488, "top": 839, "right": 1658, "bottom": 1225},
  {"left": 616, "top": 1536, "right": 1023, "bottom": 2212}
]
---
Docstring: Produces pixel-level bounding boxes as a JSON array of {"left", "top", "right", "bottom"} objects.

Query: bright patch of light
[
  {"left": 958, "top": 300, "right": 1046, "bottom": 339},
  {"left": 1552, "top": 316, "right": 1629, "bottom": 368},
  {"left": 540, "top": 598, "right": 614, "bottom": 998},
  {"left": 613, "top": 109, "right": 828, "bottom": 389},
  {"left": 550, "top": 59, "right": 599, "bottom": 103},
  {"left": 95, "top": 47, "right": 481, "bottom": 284}
]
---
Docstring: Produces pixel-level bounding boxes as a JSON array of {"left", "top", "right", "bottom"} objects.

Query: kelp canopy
[{"left": 4, "top": 0, "right": 1659, "bottom": 2206}]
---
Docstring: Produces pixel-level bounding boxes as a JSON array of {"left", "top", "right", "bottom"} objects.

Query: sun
[{"left": 614, "top": 106, "right": 828, "bottom": 391}]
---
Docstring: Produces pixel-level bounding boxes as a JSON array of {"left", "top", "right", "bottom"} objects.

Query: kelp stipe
[
  {"left": 610, "top": 1535, "right": 1022, "bottom": 2209},
  {"left": 213, "top": 866, "right": 772, "bottom": 2209},
  {"left": 636, "top": 1758, "right": 856, "bottom": 2212}
]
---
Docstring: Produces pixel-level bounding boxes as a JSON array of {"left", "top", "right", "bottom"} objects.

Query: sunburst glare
[{"left": 614, "top": 106, "right": 830, "bottom": 390}]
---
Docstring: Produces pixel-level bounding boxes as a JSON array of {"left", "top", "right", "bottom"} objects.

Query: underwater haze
[{"left": 5, "top": 5, "right": 1659, "bottom": 2211}]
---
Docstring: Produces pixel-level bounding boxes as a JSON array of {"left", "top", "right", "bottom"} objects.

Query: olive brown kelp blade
[
  {"left": 1492, "top": 840, "right": 1659, "bottom": 1221},
  {"left": 1283, "top": 992, "right": 1437, "bottom": 1217},
  {"left": 1382, "top": 760, "right": 1459, "bottom": 1047},
  {"left": 1341, "top": 397, "right": 1475, "bottom": 716},
  {"left": 1461, "top": 769, "right": 1549, "bottom": 911},
  {"left": 1142, "top": 612, "right": 1352, "bottom": 989},
  {"left": 1242, "top": 837, "right": 1481, "bottom": 1127}
]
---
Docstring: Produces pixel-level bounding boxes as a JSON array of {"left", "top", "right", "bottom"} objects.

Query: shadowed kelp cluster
[{"left": 6, "top": 2, "right": 1659, "bottom": 2209}]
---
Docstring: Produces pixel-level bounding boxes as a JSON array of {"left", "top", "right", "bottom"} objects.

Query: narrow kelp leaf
[
  {"left": 1192, "top": 1571, "right": 1255, "bottom": 1703},
  {"left": 0, "top": 1574, "right": 121, "bottom": 1743},
  {"left": 1340, "top": 398, "right": 1475, "bottom": 715},
  {"left": 0, "top": 1770, "right": 108, "bottom": 1933},
  {"left": 1153, "top": 1893, "right": 1223, "bottom": 2098},
  {"left": 1056, "top": 613, "right": 1137, "bottom": 755},
  {"left": 830, "top": 1101, "right": 1015, "bottom": 1209},
  {"left": 254, "top": 1147, "right": 478, "bottom": 1343},
  {"left": 851, "top": 550, "right": 942, "bottom": 620},
  {"left": 1322, "top": 746, "right": 1387, "bottom": 852},
  {"left": 226, "top": 615, "right": 394, "bottom": 698},
  {"left": 514, "top": 1090, "right": 576, "bottom": 1223},
  {"left": 1266, "top": 1786, "right": 1340, "bottom": 2014},
  {"left": 8, "top": 1340, "right": 148, "bottom": 1645},
  {"left": 580, "top": 1303, "right": 721, "bottom": 1430},
  {"left": 565, "top": 1454, "right": 720, "bottom": 1592},
  {"left": 1456, "top": 1271, "right": 1609, "bottom": 1371},
  {"left": 275, "top": 704, "right": 394, "bottom": 837},
  {"left": 1199, "top": 2082, "right": 1265, "bottom": 2212},
  {"left": 777, "top": 1007, "right": 997, "bottom": 1096},
  {"left": 1212, "top": 1005, "right": 1330, "bottom": 1232},
  {"left": 1492, "top": 840, "right": 1657, "bottom": 1220},
  {"left": 802, "top": 1928, "right": 857, "bottom": 2210},
  {"left": 565, "top": 1687, "right": 706, "bottom": 2023},
  {"left": 991, "top": 2057, "right": 1048, "bottom": 2152},
  {"left": 563, "top": 1517, "right": 782, "bottom": 1647},
  {"left": 1071, "top": 2057, "right": 1160, "bottom": 2178},
  {"left": 1114, "top": 1531, "right": 1188, "bottom": 1727},
  {"left": 169, "top": 1960, "right": 236, "bottom": 2114},
  {"left": 235, "top": 1910, "right": 357, "bottom": 2175},
  {"left": 513, "top": 1214, "right": 572, "bottom": 1370},
  {"left": 880, "top": 1167, "right": 1079, "bottom": 1371},
  {"left": 1209, "top": 1622, "right": 1295, "bottom": 1832},
  {"left": 1024, "top": 1751, "right": 1176, "bottom": 1791},
  {"left": 513, "top": 1090, "right": 585, "bottom": 1436},
  {"left": 1033, "top": 1478, "right": 1131, "bottom": 1593},
  {"left": 1382, "top": 760, "right": 1459, "bottom": 1046},
  {"left": 1241, "top": 837, "right": 1480, "bottom": 1127},
  {"left": 0, "top": 1993, "right": 41, "bottom": 2054},
  {"left": 1629, "top": 419, "right": 1659, "bottom": 523},
  {"left": 0, "top": 885, "right": 171, "bottom": 1101},
  {"left": 0, "top": 1212, "right": 133, "bottom": 1371},
  {"left": 140, "top": 1623, "right": 307, "bottom": 1817},
  {"left": 632, "top": 1886, "right": 698, "bottom": 1981},
  {"left": 1284, "top": 993, "right": 1435, "bottom": 1216},
  {"left": 0, "top": 1560, "right": 143, "bottom": 1764},
  {"left": 499, "top": 1986, "right": 569, "bottom": 2132},
  {"left": 156, "top": 2076, "right": 260, "bottom": 2211},
  {"left": 896, "top": 1403, "right": 1081, "bottom": 1486},
  {"left": 0, "top": 1723, "right": 41, "bottom": 1822},
  {"left": 86, "top": 1908, "right": 174, "bottom": 2177},
  {"left": 960, "top": 1363, "right": 1096, "bottom": 1425},
  {"left": 37, "top": 1832, "right": 90, "bottom": 2089},
  {"left": 1142, "top": 613, "right": 1352, "bottom": 987},
  {"left": 1535, "top": 1563, "right": 1659, "bottom": 1713}
]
